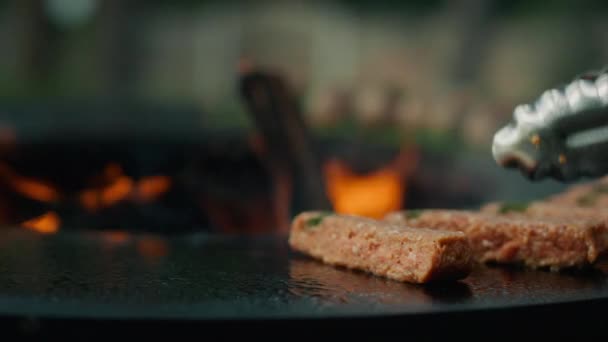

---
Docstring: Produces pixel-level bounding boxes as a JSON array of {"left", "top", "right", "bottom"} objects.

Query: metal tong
[{"left": 492, "top": 67, "right": 608, "bottom": 182}]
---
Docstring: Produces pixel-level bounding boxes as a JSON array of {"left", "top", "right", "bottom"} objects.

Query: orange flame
[
  {"left": 12, "top": 177, "right": 60, "bottom": 202},
  {"left": 135, "top": 176, "right": 172, "bottom": 202},
  {"left": 101, "top": 176, "right": 133, "bottom": 206},
  {"left": 0, "top": 163, "right": 60, "bottom": 202},
  {"left": 324, "top": 160, "right": 404, "bottom": 219},
  {"left": 79, "top": 163, "right": 131, "bottom": 211},
  {"left": 21, "top": 211, "right": 60, "bottom": 234},
  {"left": 323, "top": 147, "right": 419, "bottom": 219},
  {"left": 78, "top": 163, "right": 172, "bottom": 211}
]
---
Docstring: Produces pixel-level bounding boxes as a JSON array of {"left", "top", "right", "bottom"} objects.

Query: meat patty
[
  {"left": 545, "top": 176, "right": 608, "bottom": 208},
  {"left": 289, "top": 211, "right": 473, "bottom": 284},
  {"left": 384, "top": 209, "right": 608, "bottom": 270}
]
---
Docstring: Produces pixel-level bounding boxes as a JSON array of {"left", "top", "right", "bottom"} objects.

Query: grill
[
  {"left": 0, "top": 227, "right": 607, "bottom": 337},
  {"left": 2, "top": 0, "right": 607, "bottom": 338}
]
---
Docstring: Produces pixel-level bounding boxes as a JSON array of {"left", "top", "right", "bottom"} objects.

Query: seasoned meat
[
  {"left": 545, "top": 176, "right": 608, "bottom": 208},
  {"left": 289, "top": 212, "right": 473, "bottom": 283},
  {"left": 384, "top": 209, "right": 608, "bottom": 270}
]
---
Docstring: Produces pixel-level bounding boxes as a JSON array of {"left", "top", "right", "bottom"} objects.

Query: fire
[
  {"left": 135, "top": 176, "right": 172, "bottom": 202},
  {"left": 101, "top": 176, "right": 134, "bottom": 206},
  {"left": 0, "top": 163, "right": 60, "bottom": 202},
  {"left": 323, "top": 147, "right": 419, "bottom": 219},
  {"left": 21, "top": 211, "right": 60, "bottom": 234},
  {"left": 11, "top": 177, "right": 59, "bottom": 202},
  {"left": 324, "top": 160, "right": 404, "bottom": 219},
  {"left": 78, "top": 163, "right": 172, "bottom": 211}
]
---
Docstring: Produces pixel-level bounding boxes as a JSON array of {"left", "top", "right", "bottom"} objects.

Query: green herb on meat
[
  {"left": 498, "top": 202, "right": 529, "bottom": 214},
  {"left": 405, "top": 209, "right": 424, "bottom": 219},
  {"left": 306, "top": 212, "right": 332, "bottom": 228}
]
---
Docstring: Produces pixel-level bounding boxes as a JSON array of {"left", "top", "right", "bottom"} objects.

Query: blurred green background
[
  {"left": 2, "top": 0, "right": 607, "bottom": 148},
  {"left": 1, "top": 0, "right": 607, "bottom": 208}
]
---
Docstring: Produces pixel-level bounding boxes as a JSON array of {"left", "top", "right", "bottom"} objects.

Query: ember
[
  {"left": 21, "top": 211, "right": 60, "bottom": 234},
  {"left": 0, "top": 163, "right": 60, "bottom": 203},
  {"left": 135, "top": 176, "right": 172, "bottom": 203},
  {"left": 79, "top": 163, "right": 172, "bottom": 212},
  {"left": 101, "top": 176, "right": 133, "bottom": 207}
]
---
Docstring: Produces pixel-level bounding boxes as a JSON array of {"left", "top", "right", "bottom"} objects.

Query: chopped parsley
[
  {"left": 305, "top": 212, "right": 332, "bottom": 228},
  {"left": 498, "top": 202, "right": 530, "bottom": 214},
  {"left": 404, "top": 209, "right": 424, "bottom": 219}
]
